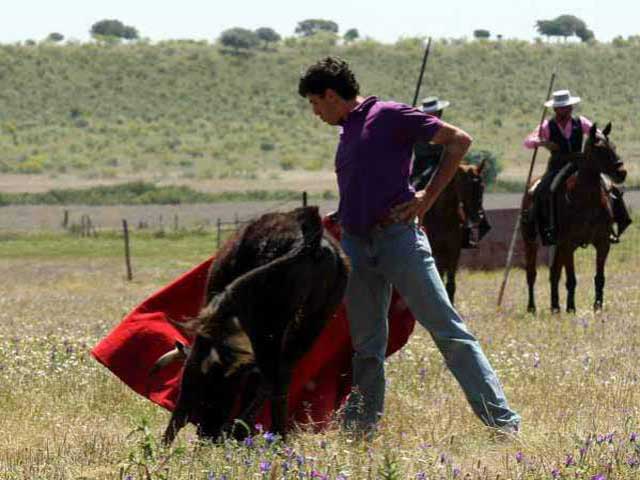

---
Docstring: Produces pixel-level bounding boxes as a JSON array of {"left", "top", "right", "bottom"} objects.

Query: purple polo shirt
[{"left": 335, "top": 96, "right": 442, "bottom": 236}]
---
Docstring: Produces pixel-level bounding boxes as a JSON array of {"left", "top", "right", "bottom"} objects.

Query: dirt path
[{"left": 1, "top": 192, "right": 638, "bottom": 232}]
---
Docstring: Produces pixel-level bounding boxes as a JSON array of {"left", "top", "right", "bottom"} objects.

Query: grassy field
[
  {"left": 1, "top": 218, "right": 640, "bottom": 479},
  {"left": 0, "top": 38, "right": 639, "bottom": 192}
]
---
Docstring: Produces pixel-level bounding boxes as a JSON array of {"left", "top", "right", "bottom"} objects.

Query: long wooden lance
[
  {"left": 496, "top": 72, "right": 556, "bottom": 307},
  {"left": 411, "top": 37, "right": 432, "bottom": 107}
]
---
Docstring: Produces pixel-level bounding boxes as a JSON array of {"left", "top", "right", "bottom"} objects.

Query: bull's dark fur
[{"left": 162, "top": 206, "right": 349, "bottom": 444}]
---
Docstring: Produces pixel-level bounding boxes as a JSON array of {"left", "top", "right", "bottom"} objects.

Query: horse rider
[
  {"left": 410, "top": 96, "right": 490, "bottom": 248},
  {"left": 524, "top": 89, "right": 631, "bottom": 245}
]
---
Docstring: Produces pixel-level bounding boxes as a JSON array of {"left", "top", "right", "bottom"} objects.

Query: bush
[{"left": 464, "top": 149, "right": 502, "bottom": 187}]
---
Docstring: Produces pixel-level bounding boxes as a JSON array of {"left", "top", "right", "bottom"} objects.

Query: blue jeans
[{"left": 341, "top": 221, "right": 520, "bottom": 430}]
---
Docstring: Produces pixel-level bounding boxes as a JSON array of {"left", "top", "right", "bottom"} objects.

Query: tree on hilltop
[
  {"left": 344, "top": 28, "right": 360, "bottom": 43},
  {"left": 295, "top": 19, "right": 339, "bottom": 37},
  {"left": 473, "top": 29, "right": 491, "bottom": 40},
  {"left": 255, "top": 27, "right": 281, "bottom": 48},
  {"left": 535, "top": 15, "right": 594, "bottom": 42},
  {"left": 46, "top": 32, "right": 64, "bottom": 43},
  {"left": 91, "top": 19, "right": 139, "bottom": 41},
  {"left": 219, "top": 27, "right": 260, "bottom": 51}
]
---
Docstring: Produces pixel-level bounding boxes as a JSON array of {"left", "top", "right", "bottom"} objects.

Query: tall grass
[{"left": 1, "top": 218, "right": 640, "bottom": 478}]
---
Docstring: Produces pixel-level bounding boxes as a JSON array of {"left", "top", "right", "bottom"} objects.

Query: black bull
[{"left": 152, "top": 206, "right": 349, "bottom": 443}]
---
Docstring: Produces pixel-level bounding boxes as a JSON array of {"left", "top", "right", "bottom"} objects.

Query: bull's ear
[
  {"left": 477, "top": 158, "right": 487, "bottom": 175},
  {"left": 589, "top": 123, "right": 598, "bottom": 141},
  {"left": 603, "top": 122, "right": 612, "bottom": 137}
]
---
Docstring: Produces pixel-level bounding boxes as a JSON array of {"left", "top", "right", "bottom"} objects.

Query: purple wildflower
[
  {"left": 580, "top": 447, "right": 587, "bottom": 458},
  {"left": 515, "top": 451, "right": 524, "bottom": 463},
  {"left": 259, "top": 460, "right": 271, "bottom": 473},
  {"left": 255, "top": 423, "right": 264, "bottom": 432},
  {"left": 416, "top": 473, "right": 427, "bottom": 480},
  {"left": 596, "top": 435, "right": 605, "bottom": 444},
  {"left": 551, "top": 468, "right": 560, "bottom": 478},
  {"left": 207, "top": 473, "right": 215, "bottom": 480},
  {"left": 419, "top": 367, "right": 427, "bottom": 382},
  {"left": 263, "top": 431, "right": 276, "bottom": 444},
  {"left": 565, "top": 454, "right": 575, "bottom": 467},
  {"left": 533, "top": 353, "right": 540, "bottom": 368},
  {"left": 627, "top": 457, "right": 639, "bottom": 468},
  {"left": 606, "top": 433, "right": 615, "bottom": 443},
  {"left": 244, "top": 436, "right": 254, "bottom": 448},
  {"left": 631, "top": 432, "right": 638, "bottom": 442},
  {"left": 296, "top": 454, "right": 305, "bottom": 467},
  {"left": 591, "top": 474, "right": 605, "bottom": 480},
  {"left": 440, "top": 453, "right": 446, "bottom": 464},
  {"left": 282, "top": 461, "right": 290, "bottom": 472},
  {"left": 453, "top": 467, "right": 461, "bottom": 477},
  {"left": 337, "top": 475, "right": 348, "bottom": 480}
]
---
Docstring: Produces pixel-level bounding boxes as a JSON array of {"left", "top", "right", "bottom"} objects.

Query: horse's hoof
[
  {"left": 593, "top": 302, "right": 603, "bottom": 312},
  {"left": 566, "top": 307, "right": 576, "bottom": 314},
  {"left": 527, "top": 305, "right": 536, "bottom": 314},
  {"left": 551, "top": 307, "right": 560, "bottom": 314}
]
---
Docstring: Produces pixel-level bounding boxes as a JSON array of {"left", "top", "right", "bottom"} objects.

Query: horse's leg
[
  {"left": 594, "top": 241, "right": 610, "bottom": 311},
  {"left": 565, "top": 248, "right": 577, "bottom": 313},
  {"left": 446, "top": 247, "right": 461, "bottom": 305},
  {"left": 524, "top": 240, "right": 538, "bottom": 313},
  {"left": 433, "top": 248, "right": 454, "bottom": 304},
  {"left": 549, "top": 245, "right": 563, "bottom": 314}
]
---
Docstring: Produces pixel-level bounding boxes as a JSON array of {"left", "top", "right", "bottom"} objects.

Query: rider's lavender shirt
[
  {"left": 523, "top": 116, "right": 593, "bottom": 149},
  {"left": 335, "top": 96, "right": 442, "bottom": 236}
]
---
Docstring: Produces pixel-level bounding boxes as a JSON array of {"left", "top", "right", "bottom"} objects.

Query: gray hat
[
  {"left": 420, "top": 96, "right": 450, "bottom": 113},
  {"left": 544, "top": 89, "right": 581, "bottom": 108}
]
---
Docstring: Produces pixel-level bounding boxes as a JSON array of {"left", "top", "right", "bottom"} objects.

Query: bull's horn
[{"left": 149, "top": 341, "right": 189, "bottom": 376}]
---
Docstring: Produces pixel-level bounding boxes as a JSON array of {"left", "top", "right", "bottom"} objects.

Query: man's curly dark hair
[{"left": 298, "top": 56, "right": 360, "bottom": 100}]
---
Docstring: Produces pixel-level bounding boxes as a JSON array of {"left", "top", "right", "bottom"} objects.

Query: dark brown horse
[
  {"left": 421, "top": 160, "right": 489, "bottom": 304},
  {"left": 521, "top": 123, "right": 626, "bottom": 313}
]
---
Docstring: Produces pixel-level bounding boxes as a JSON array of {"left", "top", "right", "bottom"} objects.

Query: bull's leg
[
  {"left": 271, "top": 365, "right": 293, "bottom": 441},
  {"left": 524, "top": 240, "right": 538, "bottom": 313},
  {"left": 225, "top": 373, "right": 271, "bottom": 441},
  {"left": 549, "top": 246, "right": 563, "bottom": 314},
  {"left": 565, "top": 249, "right": 577, "bottom": 313},
  {"left": 594, "top": 241, "right": 610, "bottom": 311}
]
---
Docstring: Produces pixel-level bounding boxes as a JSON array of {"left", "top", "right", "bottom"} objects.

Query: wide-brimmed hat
[
  {"left": 420, "top": 96, "right": 450, "bottom": 113},
  {"left": 544, "top": 89, "right": 581, "bottom": 108}
]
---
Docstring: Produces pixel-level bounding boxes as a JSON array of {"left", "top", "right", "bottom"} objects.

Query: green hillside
[{"left": 0, "top": 38, "right": 638, "bottom": 182}]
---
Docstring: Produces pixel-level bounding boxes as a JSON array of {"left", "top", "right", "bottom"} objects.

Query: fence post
[
  {"left": 62, "top": 210, "right": 69, "bottom": 230},
  {"left": 302, "top": 191, "right": 308, "bottom": 207},
  {"left": 174, "top": 214, "right": 179, "bottom": 231},
  {"left": 88, "top": 215, "right": 93, "bottom": 237},
  {"left": 216, "top": 218, "right": 221, "bottom": 251},
  {"left": 122, "top": 219, "right": 133, "bottom": 281}
]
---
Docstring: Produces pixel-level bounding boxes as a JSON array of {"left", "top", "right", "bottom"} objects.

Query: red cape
[{"left": 91, "top": 217, "right": 416, "bottom": 431}]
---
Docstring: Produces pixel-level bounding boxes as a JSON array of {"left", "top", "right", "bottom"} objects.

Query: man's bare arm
[
  {"left": 424, "top": 122, "right": 472, "bottom": 210},
  {"left": 391, "top": 122, "right": 472, "bottom": 222}
]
